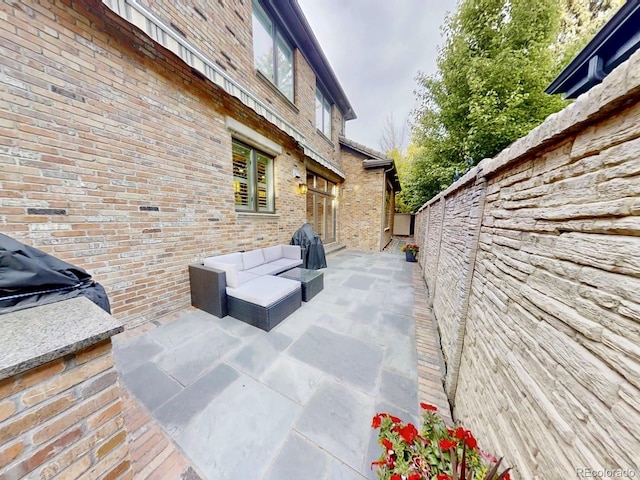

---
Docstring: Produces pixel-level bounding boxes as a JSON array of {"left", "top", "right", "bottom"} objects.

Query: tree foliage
[
  {"left": 402, "top": 0, "right": 622, "bottom": 211},
  {"left": 378, "top": 113, "right": 408, "bottom": 154},
  {"left": 554, "top": 0, "right": 624, "bottom": 68}
]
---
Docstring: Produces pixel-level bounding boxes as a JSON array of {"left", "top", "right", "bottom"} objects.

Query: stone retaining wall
[{"left": 414, "top": 49, "right": 640, "bottom": 478}]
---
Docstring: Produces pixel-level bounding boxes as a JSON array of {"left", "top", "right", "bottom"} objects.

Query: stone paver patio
[{"left": 113, "top": 249, "right": 448, "bottom": 479}]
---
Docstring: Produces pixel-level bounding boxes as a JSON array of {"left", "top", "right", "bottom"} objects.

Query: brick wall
[
  {"left": 128, "top": 0, "right": 344, "bottom": 165},
  {"left": 414, "top": 50, "right": 640, "bottom": 477},
  {"left": 339, "top": 149, "right": 385, "bottom": 251},
  {"left": 0, "top": 340, "right": 131, "bottom": 479},
  {"left": 0, "top": 0, "right": 316, "bottom": 326}
]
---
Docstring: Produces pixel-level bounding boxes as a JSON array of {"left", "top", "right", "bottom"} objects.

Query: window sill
[
  {"left": 255, "top": 70, "right": 299, "bottom": 114},
  {"left": 316, "top": 129, "right": 334, "bottom": 147},
  {"left": 236, "top": 211, "right": 281, "bottom": 219}
]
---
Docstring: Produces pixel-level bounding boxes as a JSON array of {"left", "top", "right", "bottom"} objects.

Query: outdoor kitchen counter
[{"left": 0, "top": 296, "right": 123, "bottom": 381}]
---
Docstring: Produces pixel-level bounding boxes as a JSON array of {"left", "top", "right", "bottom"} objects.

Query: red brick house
[{"left": 0, "top": 0, "right": 400, "bottom": 326}]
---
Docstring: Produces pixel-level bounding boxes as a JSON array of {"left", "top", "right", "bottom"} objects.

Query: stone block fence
[{"left": 414, "top": 50, "right": 640, "bottom": 477}]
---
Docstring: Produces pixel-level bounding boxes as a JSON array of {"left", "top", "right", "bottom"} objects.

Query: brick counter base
[{"left": 0, "top": 340, "right": 132, "bottom": 479}]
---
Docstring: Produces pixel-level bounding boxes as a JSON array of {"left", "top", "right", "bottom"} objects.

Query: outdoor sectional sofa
[{"left": 189, "top": 245, "right": 304, "bottom": 331}]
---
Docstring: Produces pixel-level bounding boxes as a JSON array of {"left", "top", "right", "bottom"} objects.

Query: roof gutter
[
  {"left": 275, "top": 0, "right": 357, "bottom": 120},
  {"left": 546, "top": 0, "right": 640, "bottom": 98}
]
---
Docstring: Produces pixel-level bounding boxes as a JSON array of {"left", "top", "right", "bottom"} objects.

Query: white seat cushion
[
  {"left": 282, "top": 245, "right": 301, "bottom": 260},
  {"left": 246, "top": 263, "right": 284, "bottom": 276},
  {"left": 262, "top": 245, "right": 283, "bottom": 263},
  {"left": 271, "top": 258, "right": 303, "bottom": 270},
  {"left": 209, "top": 262, "right": 239, "bottom": 287},
  {"left": 237, "top": 271, "right": 261, "bottom": 286},
  {"left": 226, "top": 275, "right": 300, "bottom": 307},
  {"left": 204, "top": 252, "right": 243, "bottom": 270},
  {"left": 242, "top": 249, "right": 265, "bottom": 270}
]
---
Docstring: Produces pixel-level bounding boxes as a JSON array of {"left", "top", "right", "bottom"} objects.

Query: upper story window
[
  {"left": 252, "top": 1, "right": 294, "bottom": 101},
  {"left": 316, "top": 87, "right": 331, "bottom": 138},
  {"left": 233, "top": 140, "right": 275, "bottom": 213}
]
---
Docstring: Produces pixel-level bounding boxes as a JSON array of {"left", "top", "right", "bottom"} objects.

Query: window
[
  {"left": 252, "top": 1, "right": 294, "bottom": 101},
  {"left": 232, "top": 140, "right": 274, "bottom": 213},
  {"left": 315, "top": 88, "right": 331, "bottom": 137},
  {"left": 384, "top": 180, "right": 393, "bottom": 229}
]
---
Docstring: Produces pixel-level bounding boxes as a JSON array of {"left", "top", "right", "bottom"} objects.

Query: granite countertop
[{"left": 0, "top": 296, "right": 123, "bottom": 381}]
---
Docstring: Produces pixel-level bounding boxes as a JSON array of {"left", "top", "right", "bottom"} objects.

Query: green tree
[
  {"left": 399, "top": 144, "right": 457, "bottom": 213},
  {"left": 414, "top": 0, "right": 567, "bottom": 167},
  {"left": 405, "top": 0, "right": 623, "bottom": 209},
  {"left": 554, "top": 0, "right": 624, "bottom": 69}
]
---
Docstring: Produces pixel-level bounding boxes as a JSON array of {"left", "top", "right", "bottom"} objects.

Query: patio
[{"left": 113, "top": 249, "right": 448, "bottom": 479}]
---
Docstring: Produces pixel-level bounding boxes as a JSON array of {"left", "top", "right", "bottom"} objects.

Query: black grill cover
[
  {"left": 291, "top": 223, "right": 327, "bottom": 270},
  {"left": 0, "top": 234, "right": 110, "bottom": 314}
]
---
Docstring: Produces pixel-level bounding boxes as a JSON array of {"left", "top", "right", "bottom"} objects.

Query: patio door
[{"left": 306, "top": 173, "right": 336, "bottom": 243}]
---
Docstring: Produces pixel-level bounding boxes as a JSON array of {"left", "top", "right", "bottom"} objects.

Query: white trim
[
  {"left": 236, "top": 212, "right": 281, "bottom": 219},
  {"left": 102, "top": 0, "right": 305, "bottom": 144},
  {"left": 303, "top": 145, "right": 345, "bottom": 179},
  {"left": 226, "top": 117, "right": 282, "bottom": 156}
]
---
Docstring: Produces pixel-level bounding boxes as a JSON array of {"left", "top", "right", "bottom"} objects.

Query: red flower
[
  {"left": 464, "top": 433, "right": 478, "bottom": 450},
  {"left": 408, "top": 474, "right": 422, "bottom": 480},
  {"left": 439, "top": 439, "right": 457, "bottom": 450},
  {"left": 370, "top": 460, "right": 385, "bottom": 470},
  {"left": 437, "top": 474, "right": 452, "bottom": 480},
  {"left": 371, "top": 414, "right": 382, "bottom": 429},
  {"left": 420, "top": 402, "right": 437, "bottom": 411},
  {"left": 391, "top": 475, "right": 402, "bottom": 480},
  {"left": 386, "top": 414, "right": 402, "bottom": 423},
  {"left": 381, "top": 438, "right": 393, "bottom": 451},
  {"left": 455, "top": 427, "right": 466, "bottom": 440},
  {"left": 395, "top": 423, "right": 418, "bottom": 443}
]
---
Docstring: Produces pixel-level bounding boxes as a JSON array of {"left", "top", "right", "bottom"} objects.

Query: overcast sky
[{"left": 297, "top": 0, "right": 459, "bottom": 152}]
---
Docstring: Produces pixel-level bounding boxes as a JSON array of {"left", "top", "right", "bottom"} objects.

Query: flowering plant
[
  {"left": 371, "top": 403, "right": 511, "bottom": 480},
  {"left": 400, "top": 244, "right": 420, "bottom": 255}
]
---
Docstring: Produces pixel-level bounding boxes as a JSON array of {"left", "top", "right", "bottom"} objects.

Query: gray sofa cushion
[
  {"left": 271, "top": 258, "right": 303, "bottom": 270},
  {"left": 281, "top": 245, "right": 301, "bottom": 259},
  {"left": 242, "top": 249, "right": 265, "bottom": 270},
  {"left": 226, "top": 275, "right": 300, "bottom": 307},
  {"left": 262, "top": 245, "right": 283, "bottom": 263},
  {"left": 204, "top": 252, "right": 243, "bottom": 269},
  {"left": 245, "top": 263, "right": 285, "bottom": 276}
]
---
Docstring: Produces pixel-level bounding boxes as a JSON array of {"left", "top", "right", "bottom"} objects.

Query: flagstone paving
[{"left": 113, "top": 249, "right": 451, "bottom": 479}]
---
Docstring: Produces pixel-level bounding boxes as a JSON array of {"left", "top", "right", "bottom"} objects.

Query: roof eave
[{"left": 339, "top": 136, "right": 392, "bottom": 162}]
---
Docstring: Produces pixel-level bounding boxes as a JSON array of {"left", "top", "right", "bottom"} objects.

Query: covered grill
[
  {"left": 291, "top": 223, "right": 327, "bottom": 270},
  {"left": 0, "top": 234, "right": 110, "bottom": 314}
]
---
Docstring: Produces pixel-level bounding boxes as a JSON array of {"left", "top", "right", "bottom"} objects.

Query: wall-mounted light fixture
[{"left": 298, "top": 182, "right": 308, "bottom": 194}]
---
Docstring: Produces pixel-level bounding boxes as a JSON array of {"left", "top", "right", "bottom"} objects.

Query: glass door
[{"left": 306, "top": 173, "right": 336, "bottom": 243}]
